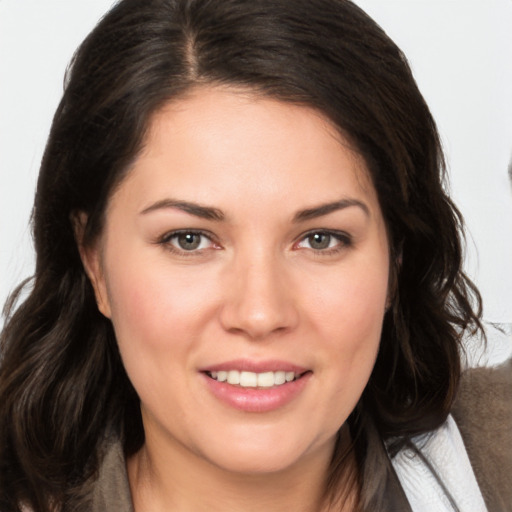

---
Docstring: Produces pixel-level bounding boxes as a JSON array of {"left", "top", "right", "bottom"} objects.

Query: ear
[{"left": 71, "top": 211, "right": 112, "bottom": 318}]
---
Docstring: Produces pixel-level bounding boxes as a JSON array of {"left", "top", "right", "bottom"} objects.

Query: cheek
[
  {"left": 309, "top": 262, "right": 388, "bottom": 339},
  {"left": 103, "top": 258, "right": 217, "bottom": 408},
  {"left": 306, "top": 260, "right": 388, "bottom": 390},
  {"left": 103, "top": 257, "right": 217, "bottom": 394},
  {"left": 106, "top": 255, "right": 210, "bottom": 339}
]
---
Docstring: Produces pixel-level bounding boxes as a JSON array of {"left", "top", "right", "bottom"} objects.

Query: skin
[{"left": 81, "top": 86, "right": 390, "bottom": 512}]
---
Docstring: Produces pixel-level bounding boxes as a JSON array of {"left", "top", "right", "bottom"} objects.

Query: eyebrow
[
  {"left": 140, "top": 197, "right": 369, "bottom": 223},
  {"left": 140, "top": 199, "right": 225, "bottom": 221},
  {"left": 293, "top": 199, "right": 370, "bottom": 222}
]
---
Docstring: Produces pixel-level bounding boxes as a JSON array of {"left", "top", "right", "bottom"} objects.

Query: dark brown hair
[{"left": 0, "top": 0, "right": 483, "bottom": 510}]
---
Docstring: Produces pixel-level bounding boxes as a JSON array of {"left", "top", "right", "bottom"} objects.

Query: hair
[{"left": 0, "top": 0, "right": 483, "bottom": 510}]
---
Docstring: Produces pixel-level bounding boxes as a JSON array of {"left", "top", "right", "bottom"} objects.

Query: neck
[{"left": 127, "top": 425, "right": 358, "bottom": 512}]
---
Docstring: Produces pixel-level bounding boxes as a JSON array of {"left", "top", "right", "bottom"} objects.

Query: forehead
[{"left": 110, "top": 86, "right": 378, "bottom": 217}]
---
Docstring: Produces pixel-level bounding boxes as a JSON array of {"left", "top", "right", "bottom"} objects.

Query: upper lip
[{"left": 199, "top": 359, "right": 309, "bottom": 374}]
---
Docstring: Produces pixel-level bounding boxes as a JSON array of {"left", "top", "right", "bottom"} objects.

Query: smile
[
  {"left": 201, "top": 360, "right": 312, "bottom": 412},
  {"left": 207, "top": 370, "right": 299, "bottom": 388}
]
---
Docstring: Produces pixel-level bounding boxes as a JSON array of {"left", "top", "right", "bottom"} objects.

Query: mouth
[
  {"left": 205, "top": 370, "right": 306, "bottom": 388},
  {"left": 200, "top": 360, "right": 312, "bottom": 412}
]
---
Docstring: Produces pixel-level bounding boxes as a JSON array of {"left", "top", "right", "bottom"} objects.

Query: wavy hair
[{"left": 0, "top": 0, "right": 483, "bottom": 510}]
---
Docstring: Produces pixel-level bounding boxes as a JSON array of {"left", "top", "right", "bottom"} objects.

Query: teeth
[
  {"left": 258, "top": 371, "right": 276, "bottom": 387},
  {"left": 209, "top": 370, "right": 300, "bottom": 388},
  {"left": 240, "top": 371, "right": 257, "bottom": 387},
  {"left": 227, "top": 370, "right": 240, "bottom": 385}
]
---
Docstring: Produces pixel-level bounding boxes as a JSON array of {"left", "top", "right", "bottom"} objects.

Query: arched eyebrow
[
  {"left": 140, "top": 197, "right": 369, "bottom": 223},
  {"left": 293, "top": 199, "right": 370, "bottom": 222},
  {"left": 140, "top": 199, "right": 225, "bottom": 221}
]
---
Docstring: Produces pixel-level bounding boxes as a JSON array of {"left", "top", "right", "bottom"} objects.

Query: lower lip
[{"left": 202, "top": 372, "right": 312, "bottom": 413}]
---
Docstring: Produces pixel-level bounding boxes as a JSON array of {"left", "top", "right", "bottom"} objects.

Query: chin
[
  {"left": 208, "top": 448, "right": 306, "bottom": 475},
  {"left": 195, "top": 428, "right": 333, "bottom": 476}
]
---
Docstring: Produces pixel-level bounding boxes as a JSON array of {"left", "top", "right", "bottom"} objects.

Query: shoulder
[
  {"left": 453, "top": 358, "right": 512, "bottom": 418},
  {"left": 452, "top": 359, "right": 512, "bottom": 512}
]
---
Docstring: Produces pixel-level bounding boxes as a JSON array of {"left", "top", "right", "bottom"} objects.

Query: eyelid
[
  {"left": 155, "top": 228, "right": 352, "bottom": 256},
  {"left": 158, "top": 229, "right": 221, "bottom": 254},
  {"left": 294, "top": 229, "right": 353, "bottom": 252}
]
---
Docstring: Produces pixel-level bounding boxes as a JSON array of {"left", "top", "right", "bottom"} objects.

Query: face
[{"left": 84, "top": 86, "right": 390, "bottom": 476}]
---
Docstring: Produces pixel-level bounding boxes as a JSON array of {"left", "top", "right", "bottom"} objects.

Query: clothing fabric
[
  {"left": 451, "top": 359, "right": 512, "bottom": 512},
  {"left": 391, "top": 415, "right": 487, "bottom": 511},
  {"left": 90, "top": 441, "right": 134, "bottom": 512},
  {"left": 87, "top": 361, "right": 512, "bottom": 512}
]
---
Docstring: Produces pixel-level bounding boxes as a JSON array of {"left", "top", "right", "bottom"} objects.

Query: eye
[
  {"left": 160, "top": 230, "right": 216, "bottom": 253},
  {"left": 305, "top": 232, "right": 335, "bottom": 250},
  {"left": 295, "top": 230, "right": 352, "bottom": 252}
]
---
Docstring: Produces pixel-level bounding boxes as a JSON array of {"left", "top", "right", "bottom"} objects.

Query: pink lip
[
  {"left": 199, "top": 360, "right": 312, "bottom": 413},
  {"left": 200, "top": 359, "right": 309, "bottom": 374}
]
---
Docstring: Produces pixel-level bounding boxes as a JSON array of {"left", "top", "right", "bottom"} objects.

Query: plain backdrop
[{"left": 1, "top": 0, "right": 511, "bottom": 364}]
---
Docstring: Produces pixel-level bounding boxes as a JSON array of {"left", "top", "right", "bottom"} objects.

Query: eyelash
[
  {"left": 294, "top": 229, "right": 353, "bottom": 256},
  {"left": 157, "top": 229, "right": 353, "bottom": 256},
  {"left": 157, "top": 229, "right": 218, "bottom": 257}
]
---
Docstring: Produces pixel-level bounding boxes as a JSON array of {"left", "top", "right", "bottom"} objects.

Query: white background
[{"left": 1, "top": 0, "right": 511, "bottom": 364}]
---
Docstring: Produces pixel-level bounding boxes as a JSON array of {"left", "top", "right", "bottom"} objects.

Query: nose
[{"left": 219, "top": 253, "right": 299, "bottom": 340}]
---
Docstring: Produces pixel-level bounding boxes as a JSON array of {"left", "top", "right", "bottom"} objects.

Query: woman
[{"left": 0, "top": 1, "right": 508, "bottom": 511}]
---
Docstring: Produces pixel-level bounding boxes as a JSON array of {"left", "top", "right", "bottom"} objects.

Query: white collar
[{"left": 390, "top": 415, "right": 488, "bottom": 512}]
